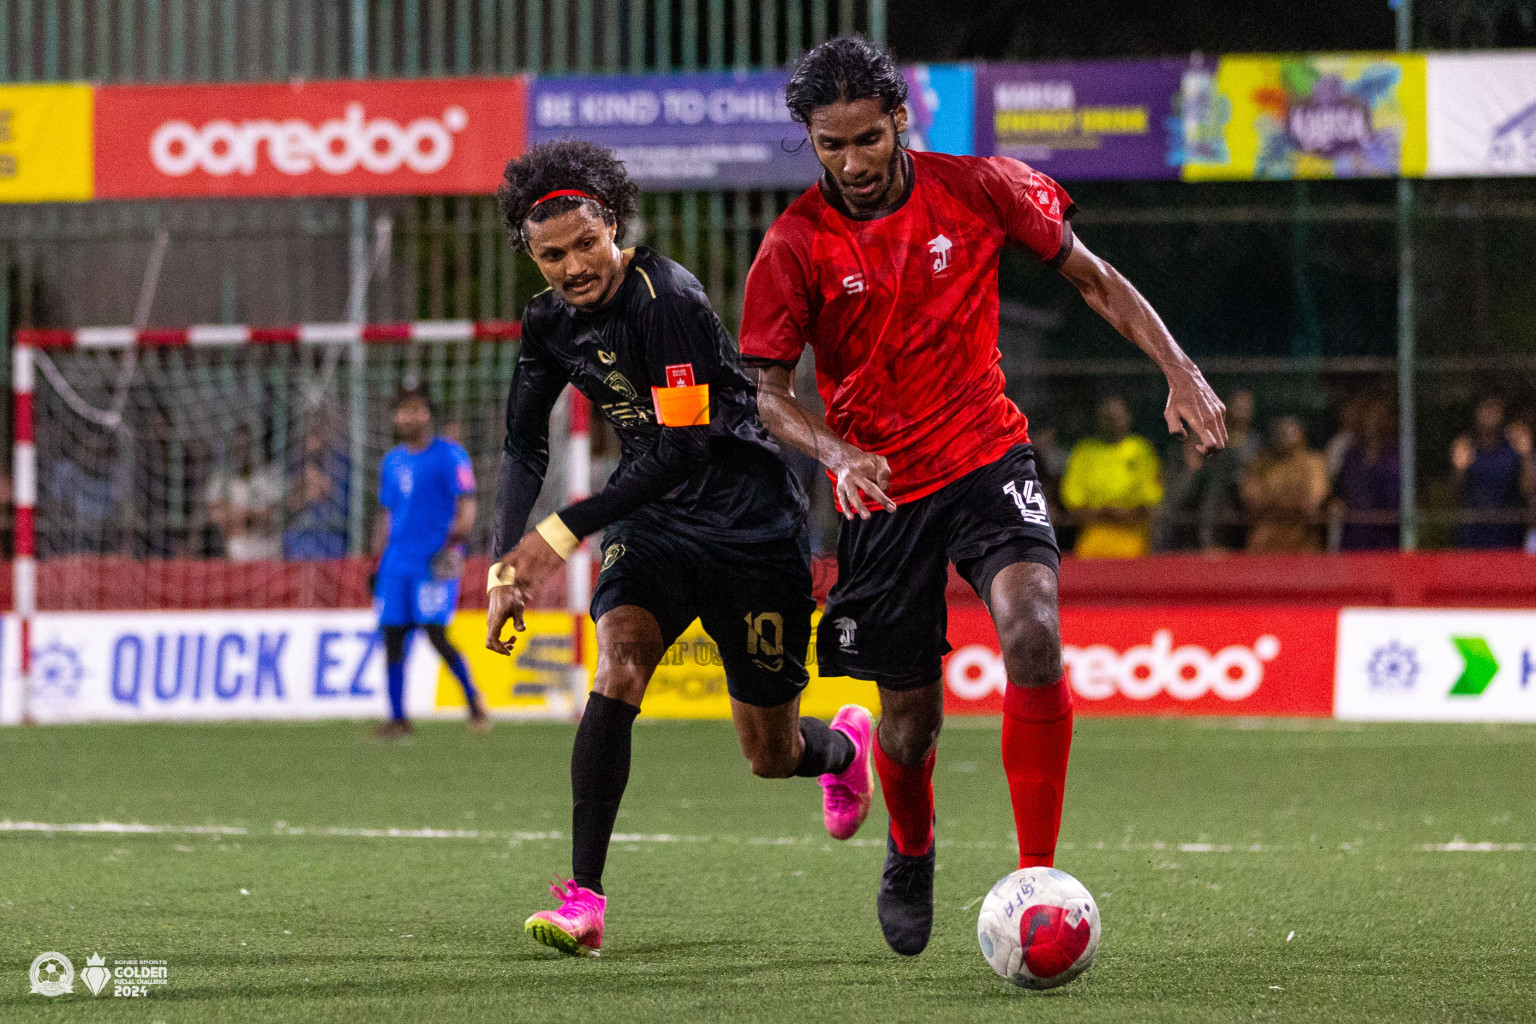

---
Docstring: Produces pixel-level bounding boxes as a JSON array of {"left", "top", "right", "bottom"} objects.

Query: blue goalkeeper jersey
[{"left": 378, "top": 437, "right": 476, "bottom": 575}]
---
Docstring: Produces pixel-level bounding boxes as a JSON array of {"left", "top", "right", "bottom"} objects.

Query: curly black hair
[
  {"left": 496, "top": 139, "right": 640, "bottom": 253},
  {"left": 784, "top": 36, "right": 908, "bottom": 126}
]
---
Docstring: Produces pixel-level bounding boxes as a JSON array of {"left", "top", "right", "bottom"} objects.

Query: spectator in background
[
  {"left": 1060, "top": 396, "right": 1163, "bottom": 558},
  {"left": 206, "top": 423, "right": 282, "bottom": 562},
  {"left": 1242, "top": 416, "right": 1330, "bottom": 554},
  {"left": 1156, "top": 389, "right": 1259, "bottom": 552},
  {"left": 1030, "top": 424, "right": 1070, "bottom": 504},
  {"left": 1330, "top": 398, "right": 1400, "bottom": 551},
  {"left": 46, "top": 428, "right": 128, "bottom": 555},
  {"left": 1451, "top": 398, "right": 1530, "bottom": 550},
  {"left": 284, "top": 425, "right": 351, "bottom": 560}
]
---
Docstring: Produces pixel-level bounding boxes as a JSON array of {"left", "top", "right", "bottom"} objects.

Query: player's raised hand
[
  {"left": 832, "top": 448, "right": 897, "bottom": 519},
  {"left": 1163, "top": 364, "right": 1227, "bottom": 455}
]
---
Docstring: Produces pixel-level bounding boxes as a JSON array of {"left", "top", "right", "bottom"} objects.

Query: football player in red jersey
[{"left": 740, "top": 37, "right": 1227, "bottom": 957}]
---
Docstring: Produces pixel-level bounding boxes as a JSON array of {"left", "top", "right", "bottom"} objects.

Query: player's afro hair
[
  {"left": 497, "top": 139, "right": 640, "bottom": 253},
  {"left": 784, "top": 35, "right": 908, "bottom": 126}
]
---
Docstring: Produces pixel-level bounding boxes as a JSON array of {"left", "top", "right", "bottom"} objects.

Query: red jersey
[{"left": 740, "top": 150, "right": 1075, "bottom": 505}]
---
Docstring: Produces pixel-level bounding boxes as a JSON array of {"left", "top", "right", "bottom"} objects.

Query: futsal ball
[{"left": 977, "top": 866, "right": 1100, "bottom": 989}]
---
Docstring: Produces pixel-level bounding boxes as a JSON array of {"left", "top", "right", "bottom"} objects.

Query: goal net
[{"left": 9, "top": 322, "right": 591, "bottom": 723}]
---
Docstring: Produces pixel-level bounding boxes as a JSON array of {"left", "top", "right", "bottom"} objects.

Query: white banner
[
  {"left": 1427, "top": 51, "right": 1536, "bottom": 177},
  {"left": 0, "top": 610, "right": 446, "bottom": 724},
  {"left": 1336, "top": 608, "right": 1536, "bottom": 721}
]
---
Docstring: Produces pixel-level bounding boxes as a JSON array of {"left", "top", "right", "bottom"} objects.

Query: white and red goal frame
[{"left": 11, "top": 320, "right": 593, "bottom": 722}]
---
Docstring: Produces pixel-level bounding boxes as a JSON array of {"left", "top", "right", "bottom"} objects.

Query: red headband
[{"left": 530, "top": 189, "right": 606, "bottom": 210}]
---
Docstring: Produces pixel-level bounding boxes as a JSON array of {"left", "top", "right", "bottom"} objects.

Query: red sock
[
  {"left": 873, "top": 734, "right": 936, "bottom": 856},
  {"left": 1002, "top": 677, "right": 1074, "bottom": 869}
]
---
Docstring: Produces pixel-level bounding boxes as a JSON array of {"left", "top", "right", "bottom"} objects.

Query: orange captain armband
[{"left": 650, "top": 383, "right": 711, "bottom": 426}]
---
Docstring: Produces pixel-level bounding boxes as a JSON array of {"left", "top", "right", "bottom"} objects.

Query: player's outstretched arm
[
  {"left": 1057, "top": 237, "right": 1227, "bottom": 454},
  {"left": 753, "top": 362, "right": 896, "bottom": 519}
]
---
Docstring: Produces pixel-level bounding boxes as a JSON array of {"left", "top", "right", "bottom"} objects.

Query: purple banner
[
  {"left": 530, "top": 70, "right": 820, "bottom": 190},
  {"left": 976, "top": 60, "right": 1187, "bottom": 180}
]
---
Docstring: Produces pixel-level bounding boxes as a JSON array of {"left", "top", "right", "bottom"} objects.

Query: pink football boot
[
  {"left": 820, "top": 704, "right": 875, "bottom": 840},
  {"left": 525, "top": 879, "right": 606, "bottom": 956}
]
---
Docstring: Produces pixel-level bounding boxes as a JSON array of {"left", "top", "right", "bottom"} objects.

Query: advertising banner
[
  {"left": 0, "top": 610, "right": 421, "bottom": 723},
  {"left": 905, "top": 64, "right": 975, "bottom": 156},
  {"left": 944, "top": 605, "right": 1338, "bottom": 716},
  {"left": 435, "top": 609, "right": 583, "bottom": 719},
  {"left": 976, "top": 60, "right": 1186, "bottom": 180},
  {"left": 93, "top": 78, "right": 526, "bottom": 200},
  {"left": 573, "top": 609, "right": 879, "bottom": 720},
  {"left": 1181, "top": 53, "right": 1427, "bottom": 180},
  {"left": 530, "top": 69, "right": 820, "bottom": 189},
  {"left": 1427, "top": 52, "right": 1536, "bottom": 177},
  {"left": 1336, "top": 608, "right": 1536, "bottom": 721},
  {"left": 0, "top": 84, "right": 94, "bottom": 202}
]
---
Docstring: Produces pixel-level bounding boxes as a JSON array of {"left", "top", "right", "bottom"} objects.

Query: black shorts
[
  {"left": 817, "top": 443, "right": 1059, "bottom": 690},
  {"left": 589, "top": 521, "right": 815, "bottom": 708}
]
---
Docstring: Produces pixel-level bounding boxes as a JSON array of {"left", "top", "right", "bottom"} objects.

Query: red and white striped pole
[
  {"left": 566, "top": 387, "right": 592, "bottom": 719},
  {"left": 12, "top": 338, "right": 36, "bottom": 725}
]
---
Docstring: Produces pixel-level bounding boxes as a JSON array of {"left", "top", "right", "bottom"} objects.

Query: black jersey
[{"left": 491, "top": 246, "right": 807, "bottom": 557}]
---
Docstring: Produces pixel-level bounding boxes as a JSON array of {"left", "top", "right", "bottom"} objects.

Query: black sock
[
  {"left": 793, "top": 717, "right": 855, "bottom": 777},
  {"left": 570, "top": 691, "right": 640, "bottom": 895}
]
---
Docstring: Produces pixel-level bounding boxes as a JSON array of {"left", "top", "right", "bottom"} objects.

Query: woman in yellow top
[{"left": 1060, "top": 397, "right": 1165, "bottom": 558}]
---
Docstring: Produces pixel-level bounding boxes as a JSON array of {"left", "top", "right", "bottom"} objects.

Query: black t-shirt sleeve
[
  {"left": 491, "top": 324, "right": 568, "bottom": 558},
  {"left": 557, "top": 290, "right": 720, "bottom": 540}
]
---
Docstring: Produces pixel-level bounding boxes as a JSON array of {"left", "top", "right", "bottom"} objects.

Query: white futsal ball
[{"left": 976, "top": 866, "right": 1100, "bottom": 989}]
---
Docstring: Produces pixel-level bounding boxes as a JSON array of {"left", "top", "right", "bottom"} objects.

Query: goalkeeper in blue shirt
[{"left": 372, "top": 388, "right": 489, "bottom": 737}]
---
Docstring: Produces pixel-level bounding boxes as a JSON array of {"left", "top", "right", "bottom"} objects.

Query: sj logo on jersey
[{"left": 665, "top": 363, "right": 696, "bottom": 388}]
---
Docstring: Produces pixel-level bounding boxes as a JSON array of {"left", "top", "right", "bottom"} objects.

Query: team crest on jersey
[
  {"left": 1028, "top": 174, "right": 1061, "bottom": 219},
  {"left": 1003, "top": 479, "right": 1051, "bottom": 527},
  {"left": 665, "top": 363, "right": 696, "bottom": 388},
  {"left": 833, "top": 616, "right": 858, "bottom": 654},
  {"left": 601, "top": 543, "right": 626, "bottom": 571},
  {"left": 928, "top": 233, "right": 953, "bottom": 274},
  {"left": 603, "top": 371, "right": 637, "bottom": 400}
]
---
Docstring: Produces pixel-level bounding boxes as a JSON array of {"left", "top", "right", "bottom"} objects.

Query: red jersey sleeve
[
  {"left": 740, "top": 214, "right": 814, "bottom": 365},
  {"left": 972, "top": 156, "right": 1076, "bottom": 266}
]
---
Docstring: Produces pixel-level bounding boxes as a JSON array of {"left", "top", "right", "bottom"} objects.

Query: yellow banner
[
  {"left": 438, "top": 608, "right": 879, "bottom": 720},
  {"left": 1182, "top": 53, "right": 1426, "bottom": 181},
  {"left": 0, "top": 84, "right": 94, "bottom": 202}
]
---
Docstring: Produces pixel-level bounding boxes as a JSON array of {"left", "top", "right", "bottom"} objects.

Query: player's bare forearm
[
  {"left": 1059, "top": 238, "right": 1228, "bottom": 453},
  {"left": 448, "top": 495, "right": 477, "bottom": 545},
  {"left": 370, "top": 511, "right": 391, "bottom": 558},
  {"left": 754, "top": 363, "right": 843, "bottom": 466},
  {"left": 753, "top": 363, "right": 896, "bottom": 518}
]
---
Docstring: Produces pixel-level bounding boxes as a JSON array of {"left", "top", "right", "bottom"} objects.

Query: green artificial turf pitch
[{"left": 0, "top": 717, "right": 1532, "bottom": 1023}]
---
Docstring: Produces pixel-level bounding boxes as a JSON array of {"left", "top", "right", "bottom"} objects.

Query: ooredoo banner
[
  {"left": 1427, "top": 52, "right": 1536, "bottom": 177},
  {"left": 976, "top": 60, "right": 1186, "bottom": 180},
  {"left": 1336, "top": 608, "right": 1536, "bottom": 721},
  {"left": 93, "top": 77, "right": 526, "bottom": 199},
  {"left": 943, "top": 605, "right": 1339, "bottom": 716}
]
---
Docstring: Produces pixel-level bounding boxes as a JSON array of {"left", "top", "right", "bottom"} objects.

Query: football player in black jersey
[{"left": 487, "top": 140, "right": 876, "bottom": 957}]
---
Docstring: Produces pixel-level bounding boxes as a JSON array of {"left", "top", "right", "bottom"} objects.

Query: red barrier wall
[{"left": 11, "top": 550, "right": 1535, "bottom": 612}]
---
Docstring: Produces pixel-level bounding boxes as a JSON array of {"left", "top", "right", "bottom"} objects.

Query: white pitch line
[
  {"left": 0, "top": 820, "right": 249, "bottom": 836},
  {"left": 2, "top": 821, "right": 1530, "bottom": 853}
]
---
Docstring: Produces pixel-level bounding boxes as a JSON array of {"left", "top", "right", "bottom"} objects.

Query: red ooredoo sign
[
  {"left": 94, "top": 78, "right": 526, "bottom": 199},
  {"left": 943, "top": 604, "right": 1338, "bottom": 717}
]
